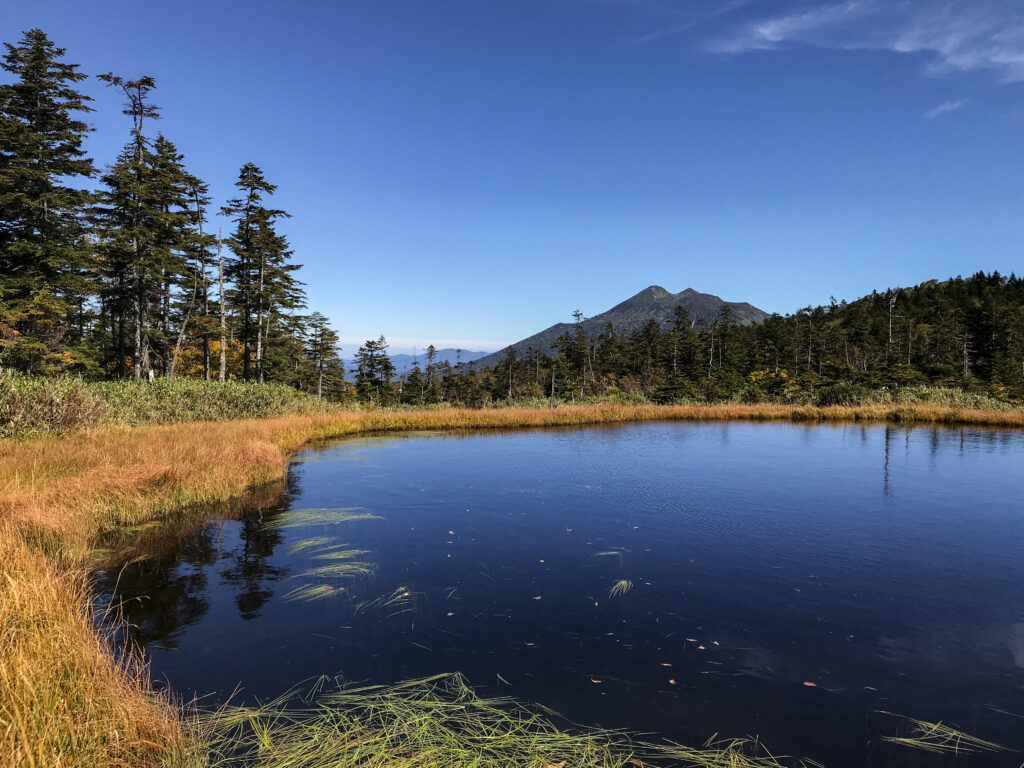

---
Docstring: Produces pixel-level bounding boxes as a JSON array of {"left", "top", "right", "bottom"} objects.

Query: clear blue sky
[{"left": 6, "top": 1, "right": 1024, "bottom": 353}]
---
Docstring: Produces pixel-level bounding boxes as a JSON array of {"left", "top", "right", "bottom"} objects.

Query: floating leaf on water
[{"left": 608, "top": 579, "right": 633, "bottom": 598}]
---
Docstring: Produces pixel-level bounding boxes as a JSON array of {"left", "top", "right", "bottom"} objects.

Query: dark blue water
[{"left": 100, "top": 422, "right": 1024, "bottom": 766}]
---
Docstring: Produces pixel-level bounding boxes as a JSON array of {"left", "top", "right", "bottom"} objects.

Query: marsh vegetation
[{"left": 80, "top": 421, "right": 1024, "bottom": 768}]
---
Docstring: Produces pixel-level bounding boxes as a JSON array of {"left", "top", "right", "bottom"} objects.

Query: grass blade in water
[{"left": 608, "top": 579, "right": 633, "bottom": 598}]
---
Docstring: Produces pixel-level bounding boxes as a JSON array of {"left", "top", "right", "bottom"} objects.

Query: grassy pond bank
[{"left": 3, "top": 402, "right": 1023, "bottom": 767}]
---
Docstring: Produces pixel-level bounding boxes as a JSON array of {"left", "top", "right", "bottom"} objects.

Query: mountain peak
[
  {"left": 622, "top": 285, "right": 672, "bottom": 304},
  {"left": 474, "top": 286, "right": 769, "bottom": 369}
]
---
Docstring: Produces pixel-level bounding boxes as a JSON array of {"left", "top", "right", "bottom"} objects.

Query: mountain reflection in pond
[{"left": 98, "top": 422, "right": 1024, "bottom": 767}]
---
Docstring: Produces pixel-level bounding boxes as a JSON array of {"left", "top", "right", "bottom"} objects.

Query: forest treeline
[
  {"left": 0, "top": 29, "right": 344, "bottom": 395},
  {"left": 377, "top": 272, "right": 1024, "bottom": 408},
  {"left": 4, "top": 30, "right": 1023, "bottom": 412}
]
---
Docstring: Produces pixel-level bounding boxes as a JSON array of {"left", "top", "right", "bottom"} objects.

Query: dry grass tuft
[{"left": 0, "top": 522, "right": 184, "bottom": 768}]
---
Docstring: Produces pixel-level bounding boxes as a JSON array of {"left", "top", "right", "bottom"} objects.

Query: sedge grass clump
[
  {"left": 649, "top": 737, "right": 818, "bottom": 768},
  {"left": 286, "top": 536, "right": 335, "bottom": 554},
  {"left": 879, "top": 713, "right": 1004, "bottom": 755},
  {"left": 355, "top": 586, "right": 415, "bottom": 615},
  {"left": 196, "top": 673, "right": 641, "bottom": 768},
  {"left": 269, "top": 507, "right": 380, "bottom": 530},
  {"left": 194, "top": 673, "right": 818, "bottom": 768},
  {"left": 608, "top": 579, "right": 633, "bottom": 598},
  {"left": 282, "top": 583, "right": 350, "bottom": 603}
]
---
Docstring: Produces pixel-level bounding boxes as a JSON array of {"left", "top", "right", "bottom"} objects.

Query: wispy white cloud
[
  {"left": 621, "top": 0, "right": 759, "bottom": 46},
  {"left": 703, "top": 0, "right": 1024, "bottom": 83},
  {"left": 925, "top": 98, "right": 968, "bottom": 118},
  {"left": 710, "top": 1, "right": 868, "bottom": 53}
]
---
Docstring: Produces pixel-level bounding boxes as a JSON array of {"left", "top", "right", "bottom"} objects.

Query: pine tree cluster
[{"left": 0, "top": 29, "right": 345, "bottom": 395}]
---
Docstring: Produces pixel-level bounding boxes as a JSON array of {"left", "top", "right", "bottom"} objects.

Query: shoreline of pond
[{"left": 4, "top": 404, "right": 1024, "bottom": 767}]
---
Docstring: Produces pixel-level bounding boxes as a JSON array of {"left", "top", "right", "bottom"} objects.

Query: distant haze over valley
[{"left": 345, "top": 348, "right": 490, "bottom": 375}]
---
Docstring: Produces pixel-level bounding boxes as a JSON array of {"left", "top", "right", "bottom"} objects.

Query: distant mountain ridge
[
  {"left": 474, "top": 286, "right": 768, "bottom": 369},
  {"left": 345, "top": 348, "right": 489, "bottom": 375}
]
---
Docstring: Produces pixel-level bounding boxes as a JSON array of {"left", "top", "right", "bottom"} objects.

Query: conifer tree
[
  {"left": 221, "top": 163, "right": 303, "bottom": 382},
  {"left": 0, "top": 29, "right": 95, "bottom": 373},
  {"left": 173, "top": 172, "right": 216, "bottom": 378},
  {"left": 305, "top": 311, "right": 340, "bottom": 398},
  {"left": 94, "top": 73, "right": 164, "bottom": 377},
  {"left": 353, "top": 336, "right": 395, "bottom": 404},
  {"left": 94, "top": 72, "right": 203, "bottom": 378}
]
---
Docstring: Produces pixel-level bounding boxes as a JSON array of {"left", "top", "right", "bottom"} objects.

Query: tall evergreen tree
[
  {"left": 94, "top": 73, "right": 202, "bottom": 378},
  {"left": 221, "top": 163, "right": 303, "bottom": 382},
  {"left": 171, "top": 171, "right": 216, "bottom": 378},
  {"left": 353, "top": 336, "right": 395, "bottom": 404},
  {"left": 305, "top": 311, "right": 340, "bottom": 398},
  {"left": 0, "top": 29, "right": 95, "bottom": 373},
  {"left": 94, "top": 73, "right": 162, "bottom": 377}
]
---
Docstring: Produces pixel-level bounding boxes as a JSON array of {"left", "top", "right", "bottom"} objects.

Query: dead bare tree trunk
[
  {"left": 255, "top": 252, "right": 265, "bottom": 383},
  {"left": 217, "top": 231, "right": 227, "bottom": 382},
  {"left": 169, "top": 274, "right": 198, "bottom": 379}
]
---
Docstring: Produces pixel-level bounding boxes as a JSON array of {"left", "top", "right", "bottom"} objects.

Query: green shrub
[
  {"left": 893, "top": 385, "right": 1009, "bottom": 410},
  {"left": 815, "top": 382, "right": 871, "bottom": 407},
  {"left": 91, "top": 378, "right": 329, "bottom": 425},
  {"left": 0, "top": 375, "right": 332, "bottom": 438},
  {"left": 0, "top": 375, "right": 109, "bottom": 438}
]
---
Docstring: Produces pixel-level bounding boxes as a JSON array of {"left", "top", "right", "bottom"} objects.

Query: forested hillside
[
  {"left": 392, "top": 273, "right": 1024, "bottom": 407},
  {"left": 475, "top": 285, "right": 767, "bottom": 368}
]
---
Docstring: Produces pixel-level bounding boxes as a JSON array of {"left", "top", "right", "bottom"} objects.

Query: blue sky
[{"left": 6, "top": 1, "right": 1024, "bottom": 353}]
